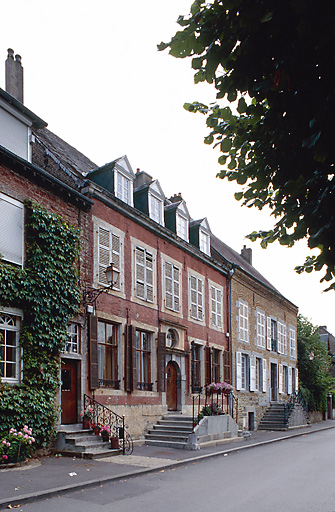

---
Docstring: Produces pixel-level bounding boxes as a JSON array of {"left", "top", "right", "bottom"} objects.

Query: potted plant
[
  {"left": 80, "top": 406, "right": 93, "bottom": 429},
  {"left": 91, "top": 423, "right": 101, "bottom": 435},
  {"left": 110, "top": 435, "right": 119, "bottom": 449},
  {"left": 100, "top": 426, "right": 111, "bottom": 442}
]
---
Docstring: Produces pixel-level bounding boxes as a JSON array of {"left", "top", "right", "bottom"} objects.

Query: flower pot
[
  {"left": 110, "top": 436, "right": 119, "bottom": 449},
  {"left": 94, "top": 429, "right": 100, "bottom": 436},
  {"left": 101, "top": 435, "right": 109, "bottom": 443},
  {"left": 83, "top": 417, "right": 90, "bottom": 429}
]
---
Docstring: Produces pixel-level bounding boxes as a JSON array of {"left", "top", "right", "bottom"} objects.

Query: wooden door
[
  {"left": 166, "top": 362, "right": 177, "bottom": 411},
  {"left": 61, "top": 360, "right": 78, "bottom": 424},
  {"left": 270, "top": 363, "right": 278, "bottom": 402}
]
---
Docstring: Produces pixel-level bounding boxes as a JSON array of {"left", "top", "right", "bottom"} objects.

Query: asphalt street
[{"left": 10, "top": 428, "right": 335, "bottom": 512}]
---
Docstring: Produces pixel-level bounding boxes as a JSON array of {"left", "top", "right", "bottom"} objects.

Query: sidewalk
[{"left": 1, "top": 420, "right": 334, "bottom": 510}]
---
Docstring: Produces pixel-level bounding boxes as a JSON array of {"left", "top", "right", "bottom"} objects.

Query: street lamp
[{"left": 83, "top": 263, "right": 120, "bottom": 306}]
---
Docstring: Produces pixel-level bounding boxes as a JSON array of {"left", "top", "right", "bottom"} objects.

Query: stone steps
[
  {"left": 145, "top": 415, "right": 194, "bottom": 449},
  {"left": 55, "top": 424, "right": 122, "bottom": 459}
]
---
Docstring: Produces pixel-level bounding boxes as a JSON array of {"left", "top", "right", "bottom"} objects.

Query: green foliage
[
  {"left": 297, "top": 315, "right": 333, "bottom": 412},
  {"left": 161, "top": 0, "right": 335, "bottom": 289},
  {"left": 0, "top": 202, "right": 80, "bottom": 447}
]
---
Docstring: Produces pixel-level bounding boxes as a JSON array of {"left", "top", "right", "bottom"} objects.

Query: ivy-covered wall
[{"left": 0, "top": 201, "right": 80, "bottom": 447}]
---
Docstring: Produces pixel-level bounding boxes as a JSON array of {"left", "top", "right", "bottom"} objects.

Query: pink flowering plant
[
  {"left": 80, "top": 406, "right": 93, "bottom": 420},
  {"left": 100, "top": 426, "right": 111, "bottom": 437},
  {"left": 206, "top": 382, "right": 234, "bottom": 394},
  {"left": 0, "top": 425, "right": 36, "bottom": 464}
]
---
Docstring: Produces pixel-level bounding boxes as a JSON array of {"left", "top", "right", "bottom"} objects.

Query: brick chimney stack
[
  {"left": 241, "top": 245, "right": 252, "bottom": 265},
  {"left": 5, "top": 48, "right": 24, "bottom": 103}
]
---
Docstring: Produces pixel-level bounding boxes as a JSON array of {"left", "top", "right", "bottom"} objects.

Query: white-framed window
[
  {"left": 199, "top": 229, "right": 210, "bottom": 256},
  {"left": 256, "top": 311, "right": 266, "bottom": 348},
  {"left": 135, "top": 246, "right": 154, "bottom": 302},
  {"left": 98, "top": 226, "right": 121, "bottom": 289},
  {"left": 278, "top": 321, "right": 287, "bottom": 354},
  {"left": 190, "top": 274, "right": 204, "bottom": 321},
  {"left": 210, "top": 285, "right": 222, "bottom": 328},
  {"left": 176, "top": 213, "right": 189, "bottom": 241},
  {"left": 65, "top": 323, "right": 79, "bottom": 354},
  {"left": 116, "top": 171, "right": 133, "bottom": 205},
  {"left": 149, "top": 193, "right": 164, "bottom": 225},
  {"left": 164, "top": 261, "right": 180, "bottom": 312},
  {"left": 0, "top": 308, "right": 22, "bottom": 383},
  {"left": 238, "top": 300, "right": 249, "bottom": 342},
  {"left": 289, "top": 326, "right": 296, "bottom": 358},
  {"left": 236, "top": 351, "right": 250, "bottom": 391},
  {"left": 0, "top": 193, "right": 24, "bottom": 267}
]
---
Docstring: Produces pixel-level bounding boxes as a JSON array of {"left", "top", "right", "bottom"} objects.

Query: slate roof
[
  {"left": 211, "top": 233, "right": 282, "bottom": 296},
  {"left": 32, "top": 128, "right": 97, "bottom": 191}
]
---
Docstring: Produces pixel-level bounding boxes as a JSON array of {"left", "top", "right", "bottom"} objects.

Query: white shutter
[
  {"left": 190, "top": 276, "right": 198, "bottom": 318},
  {"left": 0, "top": 194, "right": 24, "bottom": 266},
  {"left": 283, "top": 324, "right": 287, "bottom": 355},
  {"left": 250, "top": 355, "right": 256, "bottom": 391},
  {"left": 236, "top": 352, "right": 242, "bottom": 390},
  {"left": 279, "top": 364, "right": 283, "bottom": 394},
  {"left": 267, "top": 317, "right": 272, "bottom": 350},
  {"left": 173, "top": 266, "right": 180, "bottom": 312},
  {"left": 197, "top": 278, "right": 203, "bottom": 320},
  {"left": 135, "top": 247, "right": 145, "bottom": 299},
  {"left": 165, "top": 262, "right": 173, "bottom": 309},
  {"left": 146, "top": 252, "right": 154, "bottom": 302},
  {"left": 217, "top": 289, "right": 222, "bottom": 328},
  {"left": 295, "top": 368, "right": 299, "bottom": 391},
  {"left": 288, "top": 367, "right": 293, "bottom": 395},
  {"left": 262, "top": 360, "right": 267, "bottom": 393}
]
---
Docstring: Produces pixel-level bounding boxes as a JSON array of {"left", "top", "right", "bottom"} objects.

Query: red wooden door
[
  {"left": 61, "top": 360, "right": 77, "bottom": 424},
  {"left": 166, "top": 362, "right": 177, "bottom": 411}
]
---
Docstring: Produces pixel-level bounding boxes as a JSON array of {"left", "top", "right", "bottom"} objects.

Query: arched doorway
[{"left": 166, "top": 361, "right": 180, "bottom": 411}]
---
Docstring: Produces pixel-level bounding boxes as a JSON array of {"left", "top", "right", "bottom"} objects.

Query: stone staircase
[
  {"left": 258, "top": 402, "right": 309, "bottom": 431},
  {"left": 55, "top": 424, "right": 122, "bottom": 459},
  {"left": 145, "top": 414, "right": 194, "bottom": 449},
  {"left": 258, "top": 403, "right": 288, "bottom": 430}
]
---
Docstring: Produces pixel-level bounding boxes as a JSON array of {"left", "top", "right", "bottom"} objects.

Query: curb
[{"left": 1, "top": 423, "right": 335, "bottom": 510}]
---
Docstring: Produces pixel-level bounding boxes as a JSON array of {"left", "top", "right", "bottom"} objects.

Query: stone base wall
[
  {"left": 236, "top": 393, "right": 289, "bottom": 430},
  {"left": 288, "top": 404, "right": 309, "bottom": 428},
  {"left": 187, "top": 414, "right": 238, "bottom": 449}
]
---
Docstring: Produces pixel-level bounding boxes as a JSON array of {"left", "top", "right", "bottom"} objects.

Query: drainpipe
[{"left": 228, "top": 267, "right": 235, "bottom": 417}]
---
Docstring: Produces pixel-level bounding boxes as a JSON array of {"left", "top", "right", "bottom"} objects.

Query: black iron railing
[
  {"left": 284, "top": 390, "right": 309, "bottom": 423},
  {"left": 192, "top": 390, "right": 203, "bottom": 428},
  {"left": 83, "top": 394, "right": 133, "bottom": 454},
  {"left": 98, "top": 379, "right": 120, "bottom": 389},
  {"left": 229, "top": 393, "right": 239, "bottom": 425},
  {"left": 192, "top": 389, "right": 239, "bottom": 430}
]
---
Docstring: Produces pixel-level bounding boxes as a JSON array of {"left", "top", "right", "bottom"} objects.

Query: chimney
[
  {"left": 169, "top": 193, "right": 183, "bottom": 204},
  {"left": 134, "top": 169, "right": 153, "bottom": 189},
  {"left": 241, "top": 245, "right": 252, "bottom": 265},
  {"left": 5, "top": 48, "right": 24, "bottom": 103}
]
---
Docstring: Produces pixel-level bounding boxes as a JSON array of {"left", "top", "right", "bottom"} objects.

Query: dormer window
[
  {"left": 200, "top": 229, "right": 210, "bottom": 256},
  {"left": 116, "top": 171, "right": 133, "bottom": 205},
  {"left": 177, "top": 213, "right": 189, "bottom": 241},
  {"left": 149, "top": 193, "right": 163, "bottom": 225}
]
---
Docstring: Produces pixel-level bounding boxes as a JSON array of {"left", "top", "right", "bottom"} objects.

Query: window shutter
[
  {"left": 197, "top": 278, "right": 203, "bottom": 320},
  {"left": 125, "top": 324, "right": 135, "bottom": 392},
  {"left": 262, "top": 360, "right": 267, "bottom": 393},
  {"left": 279, "top": 364, "right": 283, "bottom": 394},
  {"left": 0, "top": 195, "right": 24, "bottom": 266},
  {"left": 204, "top": 345, "right": 211, "bottom": 385},
  {"left": 250, "top": 355, "right": 256, "bottom": 391},
  {"left": 223, "top": 350, "right": 231, "bottom": 384},
  {"left": 216, "top": 289, "right": 222, "bottom": 328},
  {"left": 190, "top": 276, "right": 197, "bottom": 318},
  {"left": 135, "top": 247, "right": 145, "bottom": 299},
  {"left": 288, "top": 367, "right": 293, "bottom": 394},
  {"left": 165, "top": 262, "right": 173, "bottom": 309},
  {"left": 295, "top": 368, "right": 299, "bottom": 392},
  {"left": 236, "top": 352, "right": 242, "bottom": 390},
  {"left": 89, "top": 315, "right": 99, "bottom": 389},
  {"left": 267, "top": 317, "right": 272, "bottom": 350},
  {"left": 157, "top": 332, "right": 166, "bottom": 392},
  {"left": 146, "top": 252, "right": 154, "bottom": 302},
  {"left": 173, "top": 266, "right": 180, "bottom": 312},
  {"left": 283, "top": 324, "right": 287, "bottom": 355}
]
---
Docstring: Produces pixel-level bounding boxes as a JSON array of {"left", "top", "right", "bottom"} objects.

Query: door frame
[
  {"left": 166, "top": 360, "right": 181, "bottom": 411},
  {"left": 61, "top": 358, "right": 79, "bottom": 424},
  {"left": 270, "top": 362, "right": 278, "bottom": 402}
]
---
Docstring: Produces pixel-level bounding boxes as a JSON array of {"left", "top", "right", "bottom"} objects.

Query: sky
[{"left": 2, "top": 0, "right": 334, "bottom": 333}]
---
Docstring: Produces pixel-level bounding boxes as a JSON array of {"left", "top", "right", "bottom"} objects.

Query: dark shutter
[
  {"left": 204, "top": 345, "right": 212, "bottom": 385},
  {"left": 89, "top": 315, "right": 99, "bottom": 390},
  {"left": 125, "top": 324, "right": 135, "bottom": 392},
  {"left": 191, "top": 341, "right": 195, "bottom": 392},
  {"left": 157, "top": 332, "right": 166, "bottom": 392},
  {"left": 223, "top": 350, "right": 231, "bottom": 384}
]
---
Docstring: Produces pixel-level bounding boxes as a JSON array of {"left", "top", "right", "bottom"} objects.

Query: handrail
[
  {"left": 229, "top": 393, "right": 239, "bottom": 425},
  {"left": 83, "top": 394, "right": 133, "bottom": 454},
  {"left": 192, "top": 390, "right": 203, "bottom": 429},
  {"left": 284, "top": 390, "right": 309, "bottom": 423}
]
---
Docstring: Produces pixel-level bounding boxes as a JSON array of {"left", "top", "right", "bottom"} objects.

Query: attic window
[
  {"left": 177, "top": 213, "right": 189, "bottom": 241},
  {"left": 200, "top": 229, "right": 210, "bottom": 256},
  {"left": 115, "top": 171, "right": 133, "bottom": 206},
  {"left": 149, "top": 193, "right": 163, "bottom": 225}
]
